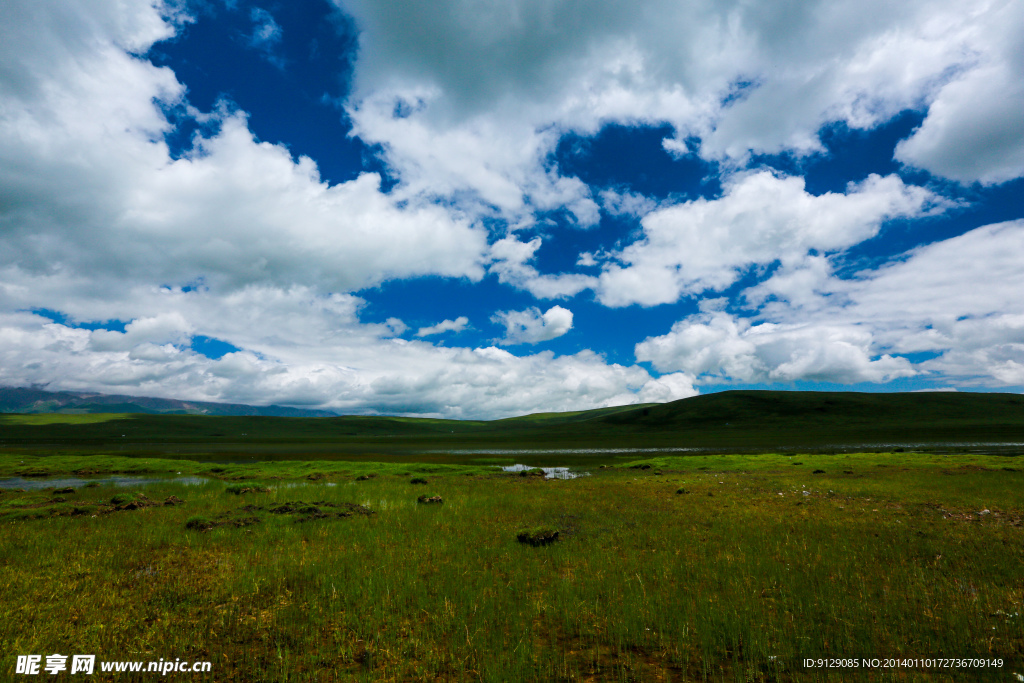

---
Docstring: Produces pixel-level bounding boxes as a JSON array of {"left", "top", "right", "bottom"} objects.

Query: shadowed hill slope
[
  {"left": 596, "top": 390, "right": 1024, "bottom": 431},
  {"left": 582, "top": 390, "right": 1024, "bottom": 448},
  {"left": 1, "top": 390, "right": 1022, "bottom": 456}
]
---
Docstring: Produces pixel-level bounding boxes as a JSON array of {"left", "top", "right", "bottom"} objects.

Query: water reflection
[
  {"left": 440, "top": 444, "right": 1024, "bottom": 454},
  {"left": 274, "top": 481, "right": 337, "bottom": 489},
  {"left": 0, "top": 475, "right": 208, "bottom": 490},
  {"left": 434, "top": 447, "right": 699, "bottom": 454},
  {"left": 501, "top": 464, "right": 589, "bottom": 479}
]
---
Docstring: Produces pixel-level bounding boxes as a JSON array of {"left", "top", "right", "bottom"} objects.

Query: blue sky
[{"left": 0, "top": 0, "right": 1022, "bottom": 417}]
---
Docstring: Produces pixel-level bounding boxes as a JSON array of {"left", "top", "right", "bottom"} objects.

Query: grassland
[
  {"left": 1, "top": 450, "right": 1022, "bottom": 681},
  {"left": 2, "top": 391, "right": 1022, "bottom": 680}
]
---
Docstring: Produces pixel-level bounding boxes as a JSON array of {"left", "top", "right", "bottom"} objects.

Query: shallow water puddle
[
  {"left": 0, "top": 475, "right": 209, "bottom": 490},
  {"left": 501, "top": 464, "right": 590, "bottom": 479},
  {"left": 437, "top": 447, "right": 700, "bottom": 455},
  {"left": 273, "top": 481, "right": 337, "bottom": 489}
]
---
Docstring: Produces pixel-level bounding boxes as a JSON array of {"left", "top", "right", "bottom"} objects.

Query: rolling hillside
[{"left": 1, "top": 389, "right": 1023, "bottom": 458}]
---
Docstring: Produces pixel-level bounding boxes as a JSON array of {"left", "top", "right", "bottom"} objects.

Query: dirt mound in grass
[
  {"left": 186, "top": 500, "right": 374, "bottom": 531},
  {"left": 417, "top": 495, "right": 443, "bottom": 504},
  {"left": 516, "top": 527, "right": 559, "bottom": 546},
  {"left": 185, "top": 514, "right": 260, "bottom": 531},
  {"left": 107, "top": 493, "right": 162, "bottom": 512},
  {"left": 942, "top": 465, "right": 994, "bottom": 474},
  {"left": 246, "top": 500, "right": 375, "bottom": 523},
  {"left": 226, "top": 485, "right": 270, "bottom": 495}
]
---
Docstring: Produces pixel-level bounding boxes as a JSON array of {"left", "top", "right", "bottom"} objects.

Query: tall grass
[{"left": 0, "top": 452, "right": 1021, "bottom": 681}]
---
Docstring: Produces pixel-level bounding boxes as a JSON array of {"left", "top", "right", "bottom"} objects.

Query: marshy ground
[{"left": 0, "top": 451, "right": 1021, "bottom": 681}]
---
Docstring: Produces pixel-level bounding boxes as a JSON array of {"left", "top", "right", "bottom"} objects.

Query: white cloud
[
  {"left": 837, "top": 220, "right": 1024, "bottom": 333},
  {"left": 346, "top": 91, "right": 602, "bottom": 227},
  {"left": 833, "top": 220, "right": 1024, "bottom": 384},
  {"left": 636, "top": 312, "right": 916, "bottom": 384},
  {"left": 894, "top": 0, "right": 1024, "bottom": 184},
  {"left": 488, "top": 170, "right": 931, "bottom": 308},
  {"left": 0, "top": 307, "right": 693, "bottom": 419},
  {"left": 415, "top": 316, "right": 469, "bottom": 337},
  {"left": 492, "top": 305, "right": 573, "bottom": 345},
  {"left": 118, "top": 112, "right": 487, "bottom": 291},
  {"left": 744, "top": 255, "right": 837, "bottom": 310},
  {"left": 383, "top": 317, "right": 407, "bottom": 337},
  {"left": 598, "top": 188, "right": 658, "bottom": 218},
  {"left": 595, "top": 171, "right": 942, "bottom": 307},
  {"left": 640, "top": 220, "right": 1024, "bottom": 388},
  {"left": 634, "top": 372, "right": 698, "bottom": 404},
  {"left": 488, "top": 235, "right": 597, "bottom": 299},
  {"left": 336, "top": 0, "right": 1022, "bottom": 228},
  {"left": 896, "top": 60, "right": 1024, "bottom": 185},
  {"left": 1, "top": 0, "right": 1019, "bottom": 416},
  {"left": 0, "top": 0, "right": 672, "bottom": 422},
  {"left": 0, "top": 1, "right": 489, "bottom": 298},
  {"left": 89, "top": 313, "right": 193, "bottom": 352},
  {"left": 0, "top": 278, "right": 691, "bottom": 418}
]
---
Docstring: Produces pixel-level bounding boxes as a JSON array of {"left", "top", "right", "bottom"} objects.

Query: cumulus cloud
[
  {"left": 596, "top": 171, "right": 943, "bottom": 307},
  {"left": 633, "top": 372, "right": 699, "bottom": 404},
  {"left": 0, "top": 1, "right": 488, "bottom": 300},
  {"left": 336, "top": 0, "right": 1022, "bottom": 229},
  {"left": 640, "top": 220, "right": 1024, "bottom": 388},
  {"left": 0, "top": 0, "right": 705, "bottom": 417},
  {"left": 598, "top": 188, "right": 658, "bottom": 218},
  {"left": 0, "top": 0, "right": 494, "bottom": 415},
  {"left": 833, "top": 220, "right": 1024, "bottom": 384},
  {"left": 894, "top": 0, "right": 1024, "bottom": 184},
  {"left": 415, "top": 316, "right": 469, "bottom": 337},
  {"left": 636, "top": 312, "right": 915, "bottom": 384},
  {"left": 581, "top": 172, "right": 943, "bottom": 317},
  {"left": 896, "top": 60, "right": 1024, "bottom": 185},
  {"left": 837, "top": 221, "right": 1024, "bottom": 327},
  {"left": 2, "top": 105, "right": 488, "bottom": 293},
  {"left": 89, "top": 313, "right": 193, "bottom": 352},
  {"left": 492, "top": 306, "right": 573, "bottom": 345},
  {"left": 0, "top": 308, "right": 693, "bottom": 419},
  {"left": 489, "top": 235, "right": 597, "bottom": 299}
]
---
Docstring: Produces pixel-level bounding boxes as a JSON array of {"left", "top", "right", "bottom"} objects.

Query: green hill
[
  {"left": 1, "top": 390, "right": 1022, "bottom": 459},
  {"left": 599, "top": 389, "right": 1024, "bottom": 429},
  {"left": 590, "top": 389, "right": 1024, "bottom": 446}
]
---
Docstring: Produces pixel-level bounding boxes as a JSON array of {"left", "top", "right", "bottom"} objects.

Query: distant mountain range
[{"left": 0, "top": 386, "right": 337, "bottom": 418}]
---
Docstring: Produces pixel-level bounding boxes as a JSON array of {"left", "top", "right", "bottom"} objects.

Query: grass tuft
[{"left": 516, "top": 526, "right": 560, "bottom": 546}]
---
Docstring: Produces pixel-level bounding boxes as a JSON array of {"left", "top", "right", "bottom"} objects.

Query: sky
[{"left": 0, "top": 0, "right": 1022, "bottom": 419}]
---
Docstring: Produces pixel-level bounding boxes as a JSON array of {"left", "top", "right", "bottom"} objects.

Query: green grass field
[
  {"left": 1, "top": 449, "right": 1022, "bottom": 682},
  {"left": 2, "top": 392, "right": 1023, "bottom": 680}
]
